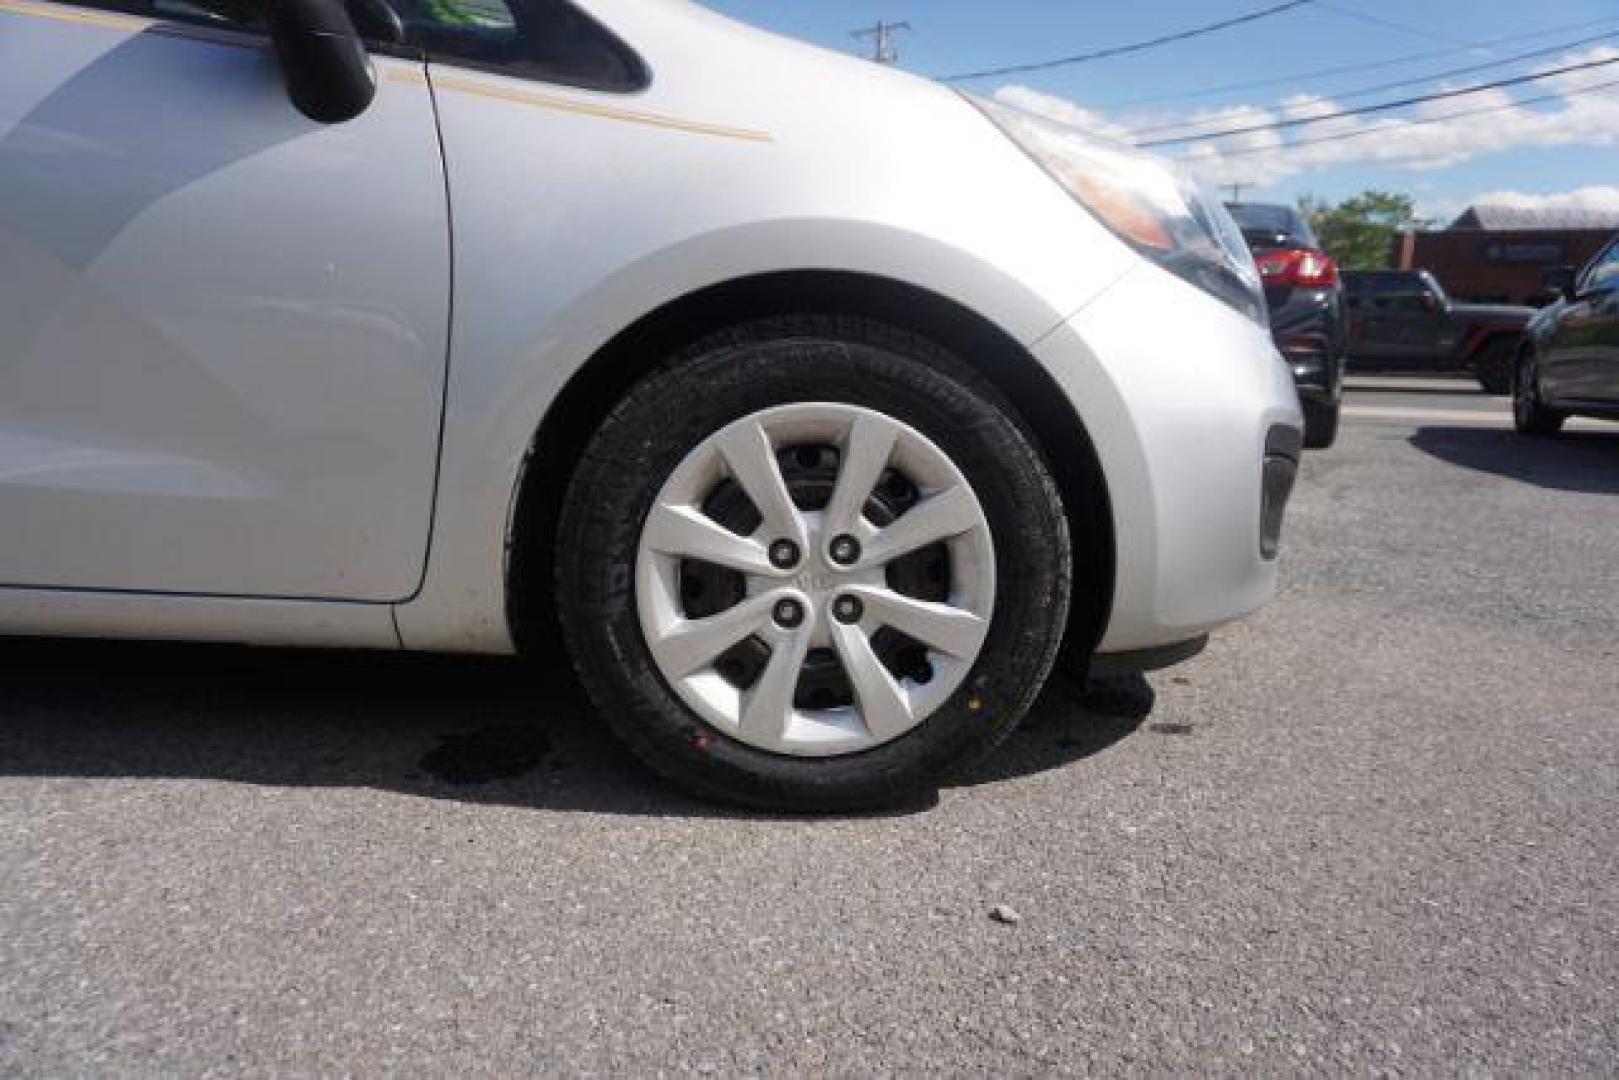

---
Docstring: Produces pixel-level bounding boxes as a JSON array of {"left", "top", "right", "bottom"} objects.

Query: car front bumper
[{"left": 1031, "top": 264, "right": 1304, "bottom": 656}]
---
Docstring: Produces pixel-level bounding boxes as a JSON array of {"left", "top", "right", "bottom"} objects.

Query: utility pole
[
  {"left": 1225, "top": 182, "right": 1249, "bottom": 203},
  {"left": 851, "top": 20, "right": 911, "bottom": 64}
]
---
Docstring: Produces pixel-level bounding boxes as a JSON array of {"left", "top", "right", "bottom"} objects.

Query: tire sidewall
[
  {"left": 556, "top": 327, "right": 1071, "bottom": 808},
  {"left": 1476, "top": 340, "right": 1515, "bottom": 396},
  {"left": 1513, "top": 349, "right": 1565, "bottom": 436},
  {"left": 1303, "top": 399, "right": 1340, "bottom": 450}
]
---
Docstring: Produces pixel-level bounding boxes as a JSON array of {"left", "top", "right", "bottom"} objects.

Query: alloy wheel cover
[{"left": 634, "top": 403, "right": 997, "bottom": 757}]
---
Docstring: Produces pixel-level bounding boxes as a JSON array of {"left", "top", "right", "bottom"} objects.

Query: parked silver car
[{"left": 0, "top": 0, "right": 1301, "bottom": 808}]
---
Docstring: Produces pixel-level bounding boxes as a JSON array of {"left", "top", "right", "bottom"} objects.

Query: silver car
[{"left": 0, "top": 0, "right": 1302, "bottom": 809}]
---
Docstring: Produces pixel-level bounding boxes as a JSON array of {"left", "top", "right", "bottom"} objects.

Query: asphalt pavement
[{"left": 3, "top": 382, "right": 1617, "bottom": 1074}]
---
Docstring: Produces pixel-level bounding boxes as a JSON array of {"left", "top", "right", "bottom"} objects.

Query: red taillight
[
  {"left": 1255, "top": 249, "right": 1338, "bottom": 288},
  {"left": 1296, "top": 251, "right": 1339, "bottom": 287}
]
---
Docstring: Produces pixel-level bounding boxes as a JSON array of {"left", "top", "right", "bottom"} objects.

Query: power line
[
  {"left": 1136, "top": 53, "right": 1619, "bottom": 148},
  {"left": 851, "top": 20, "right": 911, "bottom": 65},
  {"left": 1102, "top": 46, "right": 1463, "bottom": 109},
  {"left": 1265, "top": 30, "right": 1618, "bottom": 105},
  {"left": 1308, "top": 0, "right": 1476, "bottom": 48},
  {"left": 941, "top": 0, "right": 1311, "bottom": 82},
  {"left": 1125, "top": 29, "right": 1619, "bottom": 140},
  {"left": 1177, "top": 75, "right": 1619, "bottom": 161},
  {"left": 1094, "top": 16, "right": 1619, "bottom": 109}
]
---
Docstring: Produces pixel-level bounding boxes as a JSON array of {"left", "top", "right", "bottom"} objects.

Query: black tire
[
  {"left": 554, "top": 317, "right": 1072, "bottom": 812},
  {"left": 1475, "top": 339, "right": 1515, "bottom": 396},
  {"left": 1302, "top": 399, "right": 1340, "bottom": 450},
  {"left": 1512, "top": 348, "right": 1566, "bottom": 437}
]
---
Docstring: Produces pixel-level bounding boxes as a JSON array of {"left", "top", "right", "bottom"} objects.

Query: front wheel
[
  {"left": 1302, "top": 399, "right": 1341, "bottom": 450},
  {"left": 1475, "top": 339, "right": 1516, "bottom": 395},
  {"left": 554, "top": 318, "right": 1072, "bottom": 811},
  {"left": 1513, "top": 349, "right": 1566, "bottom": 436}
]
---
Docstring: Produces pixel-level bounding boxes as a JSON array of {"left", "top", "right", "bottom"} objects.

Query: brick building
[{"left": 1392, "top": 204, "right": 1618, "bottom": 305}]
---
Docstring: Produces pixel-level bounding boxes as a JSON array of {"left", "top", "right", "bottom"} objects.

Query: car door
[
  {"left": 0, "top": 0, "right": 449, "bottom": 600},
  {"left": 1356, "top": 274, "right": 1425, "bottom": 362},
  {"left": 1352, "top": 275, "right": 1403, "bottom": 359},
  {"left": 1543, "top": 239, "right": 1619, "bottom": 404},
  {"left": 1406, "top": 273, "right": 1453, "bottom": 363},
  {"left": 1374, "top": 274, "right": 1447, "bottom": 362}
]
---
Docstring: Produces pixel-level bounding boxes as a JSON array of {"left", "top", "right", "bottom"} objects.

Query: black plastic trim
[
  {"left": 420, "top": 51, "right": 649, "bottom": 94},
  {"left": 1260, "top": 422, "right": 1302, "bottom": 561},
  {"left": 1091, "top": 635, "right": 1210, "bottom": 676},
  {"left": 1266, "top": 423, "right": 1304, "bottom": 462}
]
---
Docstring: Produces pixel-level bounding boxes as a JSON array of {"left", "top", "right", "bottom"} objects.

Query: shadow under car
[
  {"left": 1409, "top": 425, "right": 1619, "bottom": 496},
  {"left": 0, "top": 639, "right": 1158, "bottom": 819}
]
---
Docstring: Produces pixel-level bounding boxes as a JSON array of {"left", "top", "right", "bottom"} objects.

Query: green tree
[{"left": 1296, "top": 190, "right": 1429, "bottom": 270}]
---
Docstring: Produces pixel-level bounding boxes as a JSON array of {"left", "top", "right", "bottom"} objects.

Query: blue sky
[{"left": 700, "top": 0, "right": 1619, "bottom": 223}]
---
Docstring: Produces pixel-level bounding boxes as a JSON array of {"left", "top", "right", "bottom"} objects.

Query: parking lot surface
[{"left": 2, "top": 383, "right": 1616, "bottom": 1074}]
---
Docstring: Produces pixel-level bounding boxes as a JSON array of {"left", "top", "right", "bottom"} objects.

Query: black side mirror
[
  {"left": 1419, "top": 291, "right": 1439, "bottom": 313},
  {"left": 1542, "top": 266, "right": 1578, "bottom": 302},
  {"left": 268, "top": 0, "right": 376, "bottom": 124}
]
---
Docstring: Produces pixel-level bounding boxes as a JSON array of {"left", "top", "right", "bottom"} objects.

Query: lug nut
[
  {"left": 773, "top": 598, "right": 805, "bottom": 629},
  {"left": 768, "top": 539, "right": 801, "bottom": 570},
  {"left": 833, "top": 595, "right": 864, "bottom": 625},
  {"left": 829, "top": 535, "right": 861, "bottom": 566}
]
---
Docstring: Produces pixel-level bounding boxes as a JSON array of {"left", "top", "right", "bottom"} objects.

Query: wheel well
[
  {"left": 1462, "top": 327, "right": 1524, "bottom": 362},
  {"left": 507, "top": 270, "right": 1115, "bottom": 661}
]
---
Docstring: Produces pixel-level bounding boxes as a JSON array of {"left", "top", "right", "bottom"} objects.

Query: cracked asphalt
[{"left": 2, "top": 384, "right": 1616, "bottom": 1074}]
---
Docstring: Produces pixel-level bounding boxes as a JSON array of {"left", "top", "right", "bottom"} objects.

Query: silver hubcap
[{"left": 635, "top": 403, "right": 996, "bottom": 757}]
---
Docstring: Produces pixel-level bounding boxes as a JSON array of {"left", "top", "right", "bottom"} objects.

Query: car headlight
[{"left": 971, "top": 95, "right": 1266, "bottom": 326}]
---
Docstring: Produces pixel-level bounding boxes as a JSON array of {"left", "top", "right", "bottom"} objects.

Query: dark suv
[
  {"left": 1342, "top": 270, "right": 1532, "bottom": 394},
  {"left": 1226, "top": 202, "right": 1345, "bottom": 448},
  {"left": 1514, "top": 234, "right": 1619, "bottom": 435}
]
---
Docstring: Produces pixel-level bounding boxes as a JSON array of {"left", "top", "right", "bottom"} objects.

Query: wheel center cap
[
  {"left": 786, "top": 519, "right": 853, "bottom": 602},
  {"left": 794, "top": 568, "right": 839, "bottom": 595}
]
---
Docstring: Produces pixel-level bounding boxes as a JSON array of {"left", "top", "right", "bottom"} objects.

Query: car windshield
[{"left": 1224, "top": 203, "right": 1319, "bottom": 250}]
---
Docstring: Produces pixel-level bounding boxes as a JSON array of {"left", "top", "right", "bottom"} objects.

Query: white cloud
[
  {"left": 1464, "top": 185, "right": 1619, "bottom": 214},
  {"left": 994, "top": 46, "right": 1619, "bottom": 191},
  {"left": 992, "top": 85, "right": 1136, "bottom": 143}
]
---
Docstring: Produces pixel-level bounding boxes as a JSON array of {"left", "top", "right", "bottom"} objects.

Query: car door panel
[
  {"left": 1540, "top": 299, "right": 1593, "bottom": 402},
  {"left": 0, "top": 0, "right": 449, "bottom": 600},
  {"left": 1590, "top": 290, "right": 1619, "bottom": 404},
  {"left": 1551, "top": 292, "right": 1619, "bottom": 404},
  {"left": 1388, "top": 283, "right": 1445, "bottom": 361},
  {"left": 1351, "top": 279, "right": 1397, "bottom": 358}
]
